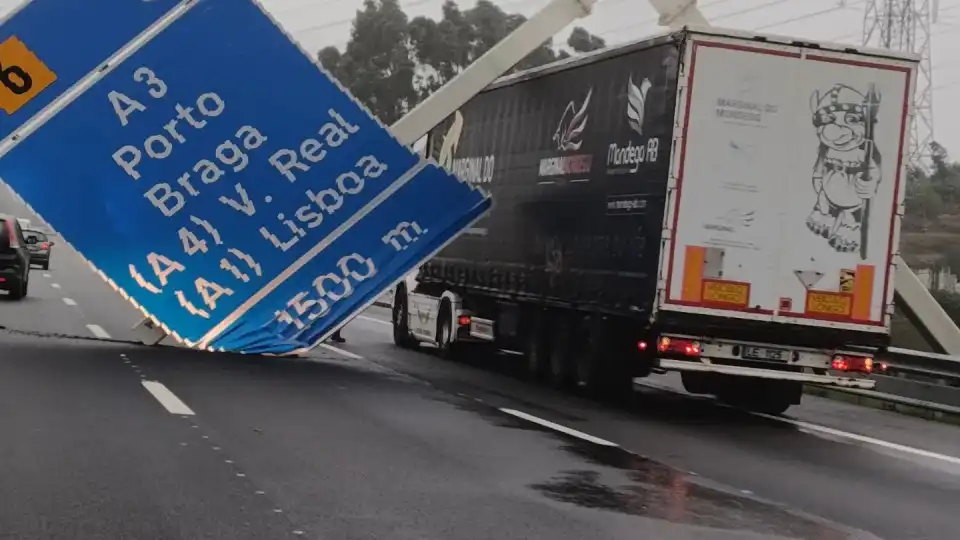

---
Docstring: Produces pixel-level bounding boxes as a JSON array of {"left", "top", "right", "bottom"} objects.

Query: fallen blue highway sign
[
  {"left": 205, "top": 162, "right": 492, "bottom": 354},
  {"left": 0, "top": 0, "right": 489, "bottom": 351},
  {"left": 0, "top": 0, "right": 184, "bottom": 141}
]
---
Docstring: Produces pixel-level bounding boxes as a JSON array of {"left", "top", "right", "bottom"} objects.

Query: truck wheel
[
  {"left": 750, "top": 397, "right": 793, "bottom": 416},
  {"left": 392, "top": 288, "right": 418, "bottom": 349},
  {"left": 576, "top": 316, "right": 632, "bottom": 401},
  {"left": 524, "top": 310, "right": 549, "bottom": 382},
  {"left": 435, "top": 300, "right": 457, "bottom": 360},
  {"left": 716, "top": 378, "right": 800, "bottom": 415},
  {"left": 547, "top": 315, "right": 574, "bottom": 389},
  {"left": 680, "top": 372, "right": 714, "bottom": 395}
]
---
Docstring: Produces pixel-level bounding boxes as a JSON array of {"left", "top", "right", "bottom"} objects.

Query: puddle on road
[
  {"left": 437, "top": 392, "right": 869, "bottom": 539},
  {"left": 531, "top": 442, "right": 864, "bottom": 540}
]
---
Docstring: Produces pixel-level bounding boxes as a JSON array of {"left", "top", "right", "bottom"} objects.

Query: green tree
[
  {"left": 932, "top": 290, "right": 960, "bottom": 325},
  {"left": 317, "top": 0, "right": 417, "bottom": 125},
  {"left": 906, "top": 182, "right": 944, "bottom": 222},
  {"left": 408, "top": 0, "right": 575, "bottom": 99},
  {"left": 927, "top": 141, "right": 960, "bottom": 203},
  {"left": 943, "top": 245, "right": 960, "bottom": 275},
  {"left": 567, "top": 26, "right": 607, "bottom": 53},
  {"left": 321, "top": 0, "right": 607, "bottom": 118}
]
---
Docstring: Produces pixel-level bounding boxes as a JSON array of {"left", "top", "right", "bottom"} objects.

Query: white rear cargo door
[{"left": 660, "top": 34, "right": 915, "bottom": 333}]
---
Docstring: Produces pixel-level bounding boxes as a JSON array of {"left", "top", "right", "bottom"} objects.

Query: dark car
[
  {"left": 0, "top": 214, "right": 30, "bottom": 300},
  {"left": 23, "top": 228, "right": 54, "bottom": 270}
]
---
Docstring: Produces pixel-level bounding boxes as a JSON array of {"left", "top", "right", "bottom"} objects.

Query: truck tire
[
  {"left": 524, "top": 309, "right": 550, "bottom": 382},
  {"left": 391, "top": 288, "right": 418, "bottom": 349},
  {"left": 435, "top": 300, "right": 457, "bottom": 360},
  {"left": 576, "top": 316, "right": 632, "bottom": 401},
  {"left": 680, "top": 372, "right": 714, "bottom": 395},
  {"left": 716, "top": 377, "right": 800, "bottom": 415},
  {"left": 547, "top": 314, "right": 574, "bottom": 389}
]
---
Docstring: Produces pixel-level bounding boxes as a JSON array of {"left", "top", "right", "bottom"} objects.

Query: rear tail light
[
  {"left": 40, "top": 242, "right": 49, "bottom": 249},
  {"left": 457, "top": 315, "right": 471, "bottom": 326},
  {"left": 831, "top": 354, "right": 873, "bottom": 374},
  {"left": 657, "top": 336, "right": 701, "bottom": 357}
]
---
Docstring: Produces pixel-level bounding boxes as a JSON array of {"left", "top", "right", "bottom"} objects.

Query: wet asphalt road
[{"left": 1, "top": 191, "right": 959, "bottom": 539}]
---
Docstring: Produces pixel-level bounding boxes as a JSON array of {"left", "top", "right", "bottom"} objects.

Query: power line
[
  {"left": 595, "top": 0, "right": 798, "bottom": 41},
  {"left": 282, "top": 0, "right": 436, "bottom": 36},
  {"left": 755, "top": 1, "right": 863, "bottom": 31},
  {"left": 863, "top": 0, "right": 936, "bottom": 167}
]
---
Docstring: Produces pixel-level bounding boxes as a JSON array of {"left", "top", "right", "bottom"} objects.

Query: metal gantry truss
[{"left": 862, "top": 0, "right": 937, "bottom": 170}]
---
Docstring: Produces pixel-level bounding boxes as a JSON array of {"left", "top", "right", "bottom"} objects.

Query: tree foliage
[
  {"left": 318, "top": 0, "right": 606, "bottom": 123},
  {"left": 904, "top": 142, "right": 960, "bottom": 227}
]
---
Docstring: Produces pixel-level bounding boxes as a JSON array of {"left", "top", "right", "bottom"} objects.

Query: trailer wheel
[
  {"left": 524, "top": 309, "right": 549, "bottom": 382},
  {"left": 547, "top": 314, "right": 574, "bottom": 389},
  {"left": 392, "top": 288, "right": 418, "bottom": 349},
  {"left": 680, "top": 372, "right": 714, "bottom": 395},
  {"left": 716, "top": 378, "right": 800, "bottom": 415},
  {"left": 577, "top": 316, "right": 632, "bottom": 400}
]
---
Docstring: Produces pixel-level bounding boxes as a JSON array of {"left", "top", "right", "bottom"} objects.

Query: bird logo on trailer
[
  {"left": 806, "top": 83, "right": 882, "bottom": 260},
  {"left": 538, "top": 89, "right": 594, "bottom": 179},
  {"left": 553, "top": 88, "right": 591, "bottom": 151}
]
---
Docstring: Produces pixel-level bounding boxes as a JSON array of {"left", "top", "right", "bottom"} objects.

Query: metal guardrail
[{"left": 882, "top": 346, "right": 960, "bottom": 385}]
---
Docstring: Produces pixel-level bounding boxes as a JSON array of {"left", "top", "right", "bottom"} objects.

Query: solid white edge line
[
  {"left": 635, "top": 380, "right": 960, "bottom": 467},
  {"left": 499, "top": 408, "right": 619, "bottom": 447},
  {"left": 357, "top": 315, "right": 391, "bottom": 327},
  {"left": 141, "top": 380, "right": 195, "bottom": 416},
  {"left": 86, "top": 324, "right": 111, "bottom": 339},
  {"left": 62, "top": 297, "right": 77, "bottom": 306},
  {"left": 319, "top": 343, "right": 363, "bottom": 360},
  {"left": 753, "top": 412, "right": 960, "bottom": 466}
]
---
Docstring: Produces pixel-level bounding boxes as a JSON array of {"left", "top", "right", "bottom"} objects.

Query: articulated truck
[{"left": 390, "top": 26, "right": 918, "bottom": 414}]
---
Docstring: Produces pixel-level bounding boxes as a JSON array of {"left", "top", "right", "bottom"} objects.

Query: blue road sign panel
[
  {"left": 0, "top": 0, "right": 183, "bottom": 140},
  {"left": 0, "top": 0, "right": 446, "bottom": 347},
  {"left": 206, "top": 163, "right": 492, "bottom": 354}
]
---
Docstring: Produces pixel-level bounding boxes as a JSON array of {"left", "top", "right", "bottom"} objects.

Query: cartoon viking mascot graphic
[{"left": 806, "top": 83, "right": 882, "bottom": 259}]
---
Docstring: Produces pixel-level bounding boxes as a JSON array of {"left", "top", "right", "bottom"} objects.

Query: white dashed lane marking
[
  {"left": 141, "top": 380, "right": 195, "bottom": 416},
  {"left": 86, "top": 324, "right": 111, "bottom": 339},
  {"left": 42, "top": 272, "right": 51, "bottom": 278},
  {"left": 62, "top": 297, "right": 76, "bottom": 306},
  {"left": 500, "top": 408, "right": 619, "bottom": 447},
  {"left": 319, "top": 343, "right": 363, "bottom": 360},
  {"left": 357, "top": 315, "right": 391, "bottom": 327},
  {"left": 50, "top": 283, "right": 60, "bottom": 289}
]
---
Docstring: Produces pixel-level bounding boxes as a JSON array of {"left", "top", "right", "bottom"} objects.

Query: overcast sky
[
  {"left": 3, "top": 0, "right": 957, "bottom": 155},
  {"left": 258, "top": 0, "right": 959, "bottom": 157}
]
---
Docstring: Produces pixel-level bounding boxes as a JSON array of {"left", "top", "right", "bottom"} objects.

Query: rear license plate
[
  {"left": 470, "top": 319, "right": 494, "bottom": 340},
  {"left": 741, "top": 346, "right": 787, "bottom": 362}
]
